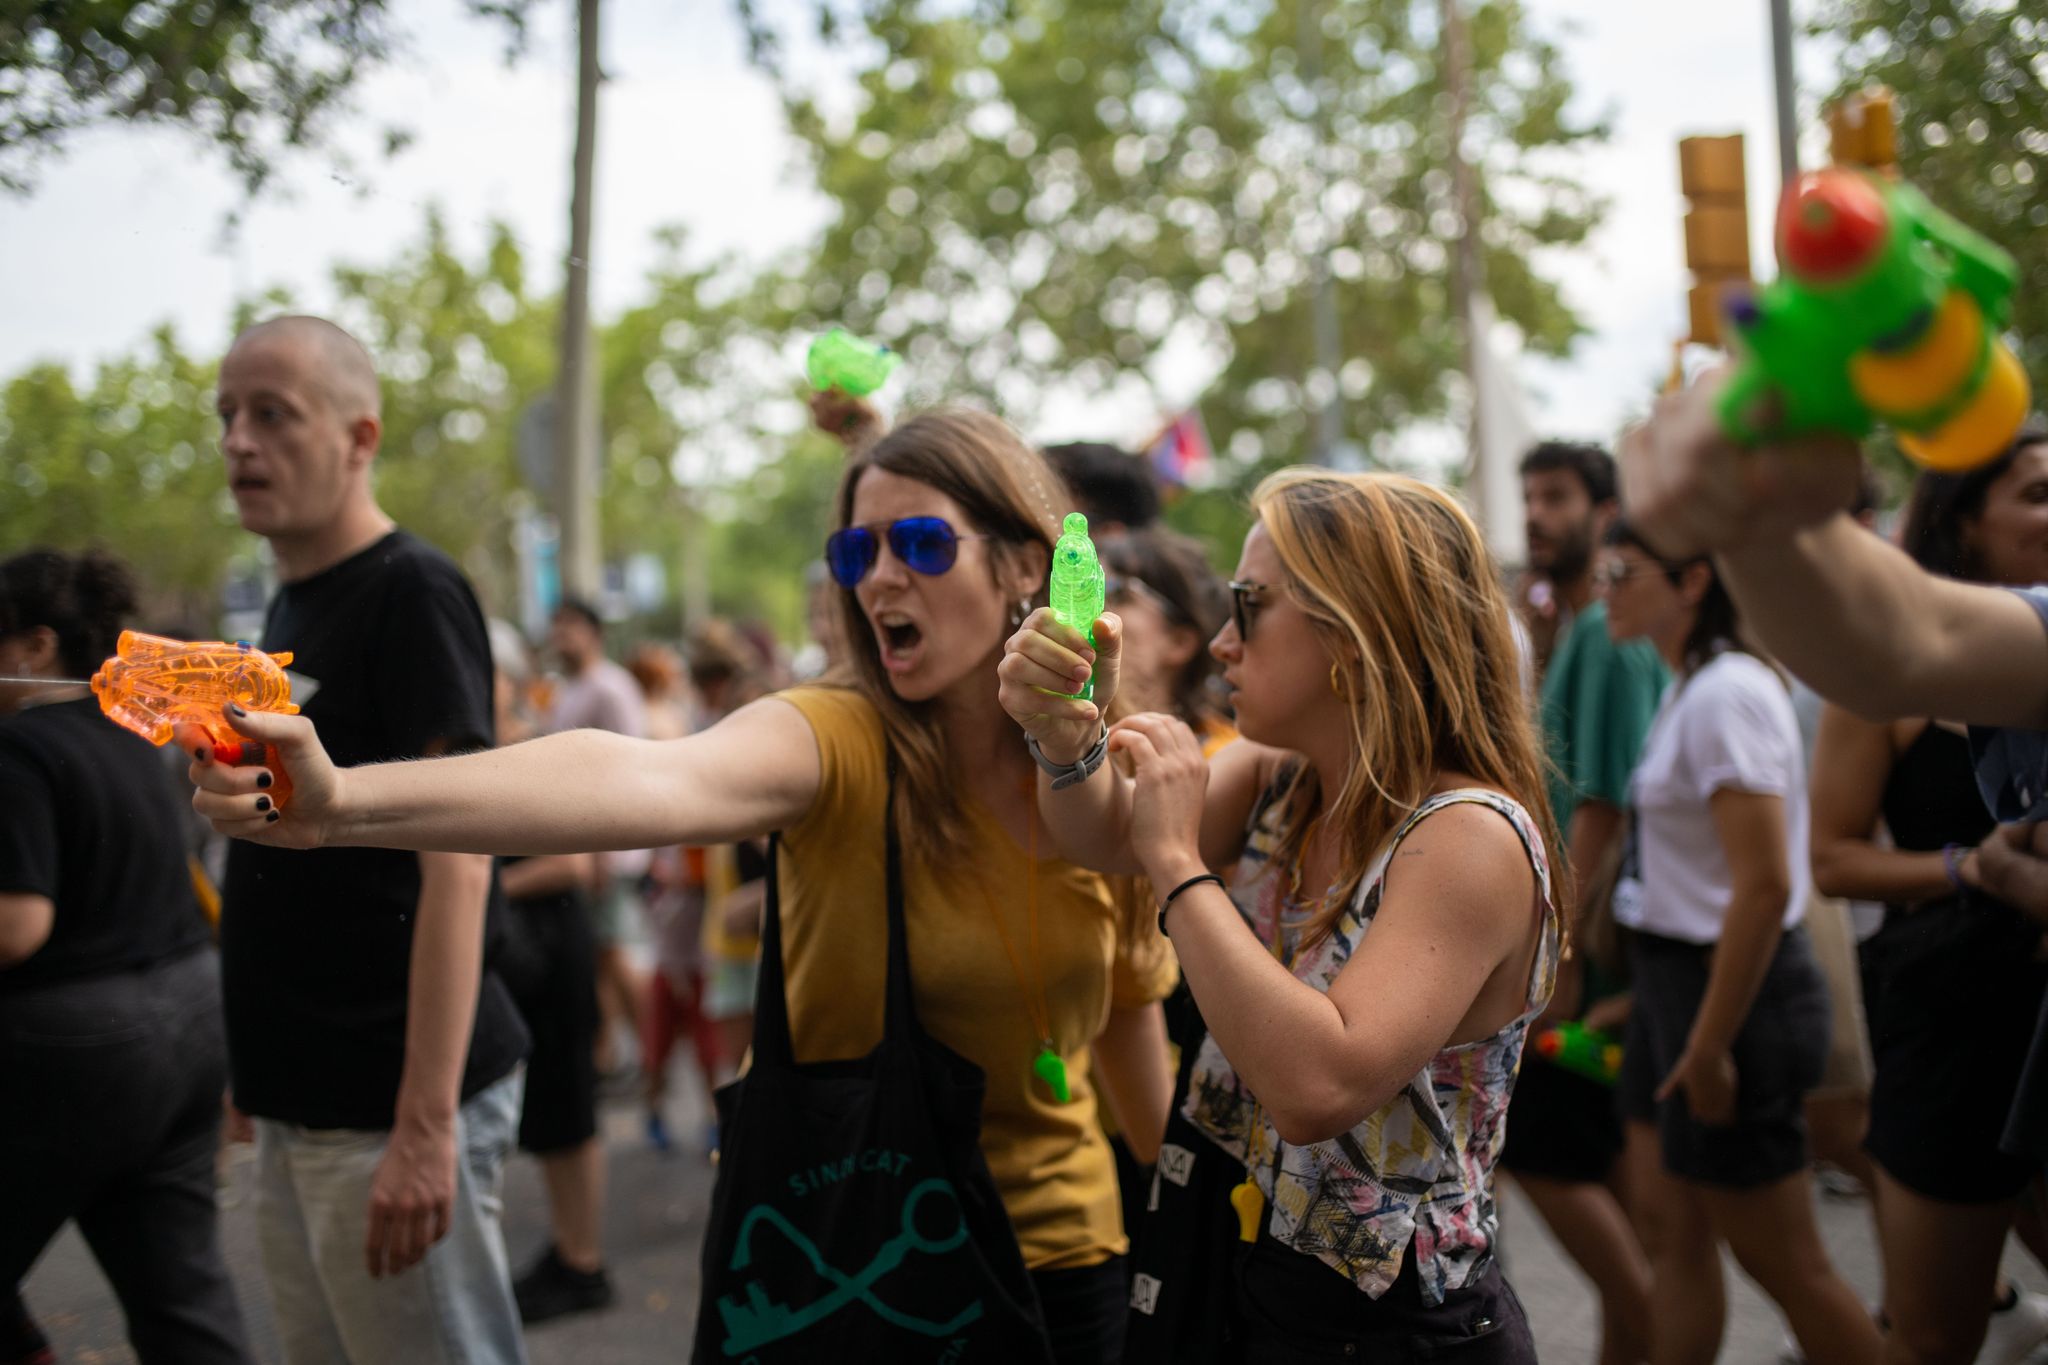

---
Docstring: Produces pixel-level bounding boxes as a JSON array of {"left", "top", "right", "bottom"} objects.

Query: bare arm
[
  {"left": 1619, "top": 368, "right": 2048, "bottom": 727},
  {"left": 1808, "top": 707, "right": 1949, "bottom": 903},
  {"left": 1690, "top": 790, "right": 1793, "bottom": 1056},
  {"left": 1090, "top": 1000, "right": 1172, "bottom": 1164},
  {"left": 1538, "top": 798, "right": 1623, "bottom": 1026},
  {"left": 185, "top": 696, "right": 822, "bottom": 856},
  {"left": 1723, "top": 519, "right": 2048, "bottom": 727},
  {"left": 1567, "top": 800, "right": 1624, "bottom": 891},
  {"left": 1119, "top": 713, "right": 1535, "bottom": 1145},
  {"left": 365, "top": 849, "right": 492, "bottom": 1279},
  {"left": 0, "top": 892, "right": 52, "bottom": 967}
]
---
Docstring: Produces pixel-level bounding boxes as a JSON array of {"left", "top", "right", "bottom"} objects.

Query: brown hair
[
  {"left": 829, "top": 409, "right": 1067, "bottom": 868},
  {"left": 1253, "top": 469, "right": 1568, "bottom": 945}
]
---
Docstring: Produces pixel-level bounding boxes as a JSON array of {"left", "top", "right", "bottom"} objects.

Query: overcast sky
[{"left": 0, "top": 1, "right": 1828, "bottom": 454}]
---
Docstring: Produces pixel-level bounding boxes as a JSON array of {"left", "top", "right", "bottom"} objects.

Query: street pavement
[{"left": 24, "top": 1083, "right": 2048, "bottom": 1363}]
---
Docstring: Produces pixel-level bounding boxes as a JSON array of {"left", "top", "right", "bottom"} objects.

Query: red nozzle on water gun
[
  {"left": 1533, "top": 1020, "right": 1623, "bottom": 1086},
  {"left": 90, "top": 631, "right": 300, "bottom": 807}
]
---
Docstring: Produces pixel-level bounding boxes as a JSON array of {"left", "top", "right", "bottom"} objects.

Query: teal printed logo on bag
[{"left": 717, "top": 1173, "right": 986, "bottom": 1356}]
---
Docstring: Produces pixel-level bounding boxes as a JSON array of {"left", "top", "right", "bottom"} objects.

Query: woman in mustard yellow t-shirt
[{"left": 186, "top": 410, "right": 1176, "bottom": 1365}]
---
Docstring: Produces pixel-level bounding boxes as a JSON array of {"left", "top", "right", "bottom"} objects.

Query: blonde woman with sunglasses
[
  {"left": 1001, "top": 469, "right": 1564, "bottom": 1362},
  {"left": 185, "top": 410, "right": 1175, "bottom": 1365}
]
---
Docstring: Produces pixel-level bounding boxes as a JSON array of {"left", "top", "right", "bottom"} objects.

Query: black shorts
[
  {"left": 1861, "top": 897, "right": 2048, "bottom": 1202},
  {"left": 1229, "top": 1233, "right": 1537, "bottom": 1363},
  {"left": 1500, "top": 1047, "right": 1623, "bottom": 1184},
  {"left": 496, "top": 889, "right": 600, "bottom": 1156},
  {"left": 1619, "top": 926, "right": 1829, "bottom": 1189}
]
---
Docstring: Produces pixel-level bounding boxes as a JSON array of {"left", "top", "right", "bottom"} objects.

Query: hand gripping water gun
[
  {"left": 1532, "top": 1020, "right": 1622, "bottom": 1086},
  {"left": 1047, "top": 513, "right": 1106, "bottom": 702},
  {"left": 89, "top": 631, "right": 299, "bottom": 805},
  {"left": 805, "top": 328, "right": 900, "bottom": 397},
  {"left": 1717, "top": 165, "right": 2030, "bottom": 472}
]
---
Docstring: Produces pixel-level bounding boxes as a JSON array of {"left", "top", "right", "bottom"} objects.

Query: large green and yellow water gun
[
  {"left": 1717, "top": 165, "right": 2029, "bottom": 472},
  {"left": 1047, "top": 513, "right": 1105, "bottom": 702}
]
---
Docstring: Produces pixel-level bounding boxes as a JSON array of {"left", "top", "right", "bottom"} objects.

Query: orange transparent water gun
[{"left": 7, "top": 631, "right": 301, "bottom": 805}]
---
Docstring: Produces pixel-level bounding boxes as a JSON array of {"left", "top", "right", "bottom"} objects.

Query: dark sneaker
[{"left": 514, "top": 1245, "right": 615, "bottom": 1324}]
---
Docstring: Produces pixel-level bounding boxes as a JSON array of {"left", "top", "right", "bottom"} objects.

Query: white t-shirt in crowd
[{"left": 1612, "top": 650, "right": 1810, "bottom": 945}]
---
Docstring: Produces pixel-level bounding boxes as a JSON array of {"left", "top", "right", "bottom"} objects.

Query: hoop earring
[{"left": 1329, "top": 662, "right": 1354, "bottom": 703}]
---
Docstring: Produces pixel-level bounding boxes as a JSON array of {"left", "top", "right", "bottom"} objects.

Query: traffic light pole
[
  {"left": 554, "top": 0, "right": 604, "bottom": 600},
  {"left": 1769, "top": 0, "right": 1799, "bottom": 187}
]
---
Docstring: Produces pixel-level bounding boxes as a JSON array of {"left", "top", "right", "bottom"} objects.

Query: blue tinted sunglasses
[{"left": 825, "top": 516, "right": 994, "bottom": 588}]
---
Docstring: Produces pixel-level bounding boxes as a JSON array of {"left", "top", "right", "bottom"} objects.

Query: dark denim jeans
[{"left": 1, "top": 947, "right": 252, "bottom": 1364}]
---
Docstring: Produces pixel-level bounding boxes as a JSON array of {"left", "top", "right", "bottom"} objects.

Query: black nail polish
[
  {"left": 256, "top": 771, "right": 272, "bottom": 789},
  {"left": 195, "top": 748, "right": 210, "bottom": 763},
  {"left": 255, "top": 796, "right": 271, "bottom": 813},
  {"left": 265, "top": 811, "right": 280, "bottom": 823},
  {"left": 227, "top": 703, "right": 247, "bottom": 717}
]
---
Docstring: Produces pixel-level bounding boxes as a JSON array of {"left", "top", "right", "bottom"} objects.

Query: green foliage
[
  {"left": 1812, "top": 0, "right": 2048, "bottom": 399},
  {"left": 0, "top": 327, "right": 238, "bottom": 627},
  {"left": 0, "top": 1, "right": 533, "bottom": 196},
  {"left": 0, "top": 214, "right": 835, "bottom": 639},
  {"left": 758, "top": 0, "right": 1605, "bottom": 472}
]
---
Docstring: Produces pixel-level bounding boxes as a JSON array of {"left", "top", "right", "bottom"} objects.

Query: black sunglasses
[
  {"left": 1227, "top": 580, "right": 1271, "bottom": 641},
  {"left": 1105, "top": 572, "right": 1184, "bottom": 625},
  {"left": 824, "top": 516, "right": 994, "bottom": 588}
]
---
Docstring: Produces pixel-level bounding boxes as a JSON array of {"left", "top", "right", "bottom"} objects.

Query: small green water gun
[
  {"left": 1047, "top": 513, "right": 1105, "bottom": 702},
  {"left": 1532, "top": 1020, "right": 1622, "bottom": 1086},
  {"left": 1717, "top": 166, "right": 2029, "bottom": 472},
  {"left": 805, "top": 328, "right": 900, "bottom": 397}
]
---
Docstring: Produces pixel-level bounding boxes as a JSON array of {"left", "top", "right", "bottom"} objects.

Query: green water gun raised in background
[
  {"left": 1532, "top": 1020, "right": 1622, "bottom": 1086},
  {"left": 1048, "top": 513, "right": 1105, "bottom": 702},
  {"left": 805, "top": 328, "right": 901, "bottom": 397}
]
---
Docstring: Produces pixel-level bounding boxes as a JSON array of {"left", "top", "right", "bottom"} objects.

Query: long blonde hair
[
  {"left": 828, "top": 409, "right": 1065, "bottom": 869},
  {"left": 1253, "top": 469, "right": 1567, "bottom": 945}
]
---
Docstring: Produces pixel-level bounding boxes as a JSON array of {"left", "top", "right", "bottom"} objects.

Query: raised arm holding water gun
[
  {"left": 1620, "top": 104, "right": 2048, "bottom": 1188},
  {"left": 805, "top": 327, "right": 897, "bottom": 451},
  {"left": 1624, "top": 97, "right": 2048, "bottom": 735}
]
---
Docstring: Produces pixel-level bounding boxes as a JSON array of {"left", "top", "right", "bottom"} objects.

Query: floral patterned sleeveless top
[{"left": 1181, "top": 786, "right": 1560, "bottom": 1305}]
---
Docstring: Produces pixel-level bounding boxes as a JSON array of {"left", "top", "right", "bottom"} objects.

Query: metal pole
[
  {"left": 1301, "top": 0, "right": 1343, "bottom": 465},
  {"left": 1442, "top": 0, "right": 1487, "bottom": 486},
  {"left": 1769, "top": 0, "right": 1799, "bottom": 189},
  {"left": 555, "top": 0, "right": 603, "bottom": 598}
]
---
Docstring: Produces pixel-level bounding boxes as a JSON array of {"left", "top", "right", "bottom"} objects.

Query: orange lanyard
[{"left": 976, "top": 786, "right": 1069, "bottom": 1103}]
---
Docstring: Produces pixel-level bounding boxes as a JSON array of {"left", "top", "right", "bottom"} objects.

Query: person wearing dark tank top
[{"left": 1808, "top": 437, "right": 2048, "bottom": 1365}]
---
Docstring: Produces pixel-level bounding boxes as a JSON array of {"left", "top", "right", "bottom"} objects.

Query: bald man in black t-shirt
[{"left": 206, "top": 316, "right": 530, "bottom": 1363}]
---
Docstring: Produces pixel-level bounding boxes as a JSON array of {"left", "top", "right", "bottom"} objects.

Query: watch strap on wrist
[{"left": 1026, "top": 724, "right": 1109, "bottom": 791}]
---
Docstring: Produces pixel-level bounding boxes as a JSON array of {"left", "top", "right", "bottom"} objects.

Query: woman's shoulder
[
  {"left": 772, "top": 684, "right": 886, "bottom": 746},
  {"left": 766, "top": 684, "right": 889, "bottom": 814}
]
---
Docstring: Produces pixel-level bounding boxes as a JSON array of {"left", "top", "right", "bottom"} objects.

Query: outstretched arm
[
  {"left": 1620, "top": 369, "right": 2048, "bottom": 728},
  {"left": 183, "top": 694, "right": 821, "bottom": 855}
]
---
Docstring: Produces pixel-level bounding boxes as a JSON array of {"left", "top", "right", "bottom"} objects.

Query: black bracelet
[{"left": 1158, "top": 872, "right": 1225, "bottom": 936}]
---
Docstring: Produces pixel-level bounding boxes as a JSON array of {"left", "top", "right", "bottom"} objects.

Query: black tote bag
[{"left": 691, "top": 771, "right": 1056, "bottom": 1365}]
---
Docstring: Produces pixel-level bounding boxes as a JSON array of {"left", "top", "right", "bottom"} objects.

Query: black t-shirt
[
  {"left": 220, "top": 529, "right": 529, "bottom": 1129},
  {"left": 0, "top": 697, "right": 211, "bottom": 993}
]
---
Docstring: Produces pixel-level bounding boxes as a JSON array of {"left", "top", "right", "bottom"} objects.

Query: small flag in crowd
[{"left": 1147, "top": 410, "right": 1213, "bottom": 488}]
